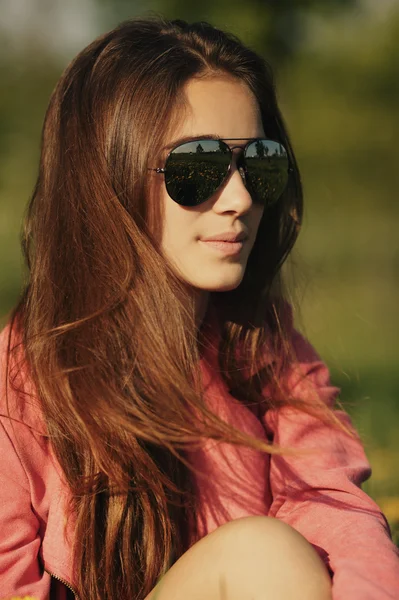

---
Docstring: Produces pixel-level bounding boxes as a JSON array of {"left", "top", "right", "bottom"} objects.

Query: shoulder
[
  {"left": 261, "top": 300, "right": 340, "bottom": 413},
  {"left": 0, "top": 320, "right": 48, "bottom": 436},
  {"left": 0, "top": 321, "right": 56, "bottom": 512}
]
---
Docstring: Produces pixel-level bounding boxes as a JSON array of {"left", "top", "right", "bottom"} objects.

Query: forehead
[{"left": 163, "top": 75, "right": 265, "bottom": 152}]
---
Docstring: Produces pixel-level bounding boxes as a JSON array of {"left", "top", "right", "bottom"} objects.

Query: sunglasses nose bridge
[
  {"left": 231, "top": 150, "right": 247, "bottom": 185},
  {"left": 221, "top": 152, "right": 252, "bottom": 203},
  {"left": 219, "top": 150, "right": 243, "bottom": 188}
]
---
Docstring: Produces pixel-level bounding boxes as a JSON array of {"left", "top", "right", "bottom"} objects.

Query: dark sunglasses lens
[
  {"left": 245, "top": 140, "right": 290, "bottom": 206},
  {"left": 165, "top": 140, "right": 231, "bottom": 206}
]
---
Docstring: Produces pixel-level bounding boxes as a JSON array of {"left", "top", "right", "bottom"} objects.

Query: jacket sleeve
[
  {"left": 0, "top": 322, "right": 51, "bottom": 600},
  {"left": 262, "top": 320, "right": 399, "bottom": 600},
  {"left": 0, "top": 416, "right": 52, "bottom": 600}
]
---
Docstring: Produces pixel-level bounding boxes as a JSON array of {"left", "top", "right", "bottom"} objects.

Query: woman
[{"left": 1, "top": 15, "right": 398, "bottom": 600}]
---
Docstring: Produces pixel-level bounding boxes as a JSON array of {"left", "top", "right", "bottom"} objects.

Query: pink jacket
[{"left": 1, "top": 308, "right": 398, "bottom": 600}]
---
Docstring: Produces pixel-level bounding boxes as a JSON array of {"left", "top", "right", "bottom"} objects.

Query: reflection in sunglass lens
[
  {"left": 244, "top": 140, "right": 289, "bottom": 206},
  {"left": 165, "top": 140, "right": 231, "bottom": 206}
]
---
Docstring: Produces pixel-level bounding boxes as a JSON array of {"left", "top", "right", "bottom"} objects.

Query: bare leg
[{"left": 145, "top": 515, "right": 333, "bottom": 600}]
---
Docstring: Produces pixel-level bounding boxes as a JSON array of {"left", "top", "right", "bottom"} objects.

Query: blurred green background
[{"left": 1, "top": 0, "right": 398, "bottom": 542}]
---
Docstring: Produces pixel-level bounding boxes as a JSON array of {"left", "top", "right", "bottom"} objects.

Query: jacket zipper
[{"left": 44, "top": 568, "right": 79, "bottom": 599}]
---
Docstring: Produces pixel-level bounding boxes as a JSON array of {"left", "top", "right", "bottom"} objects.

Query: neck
[{"left": 195, "top": 290, "right": 210, "bottom": 330}]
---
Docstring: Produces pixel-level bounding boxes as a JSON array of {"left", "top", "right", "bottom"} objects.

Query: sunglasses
[{"left": 148, "top": 137, "right": 293, "bottom": 208}]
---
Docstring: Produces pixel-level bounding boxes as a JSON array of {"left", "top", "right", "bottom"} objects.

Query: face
[{"left": 153, "top": 75, "right": 266, "bottom": 322}]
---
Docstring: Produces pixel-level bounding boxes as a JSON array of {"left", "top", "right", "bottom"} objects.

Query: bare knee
[
  {"left": 211, "top": 516, "right": 332, "bottom": 599},
  {"left": 216, "top": 515, "right": 320, "bottom": 560},
  {"left": 217, "top": 516, "right": 331, "bottom": 573},
  {"left": 146, "top": 516, "right": 332, "bottom": 600}
]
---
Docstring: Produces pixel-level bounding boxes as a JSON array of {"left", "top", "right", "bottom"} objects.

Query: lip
[
  {"left": 199, "top": 239, "right": 244, "bottom": 256},
  {"left": 200, "top": 231, "right": 248, "bottom": 242}
]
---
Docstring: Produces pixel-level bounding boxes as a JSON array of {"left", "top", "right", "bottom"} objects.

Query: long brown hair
[{"left": 5, "top": 15, "right": 359, "bottom": 600}]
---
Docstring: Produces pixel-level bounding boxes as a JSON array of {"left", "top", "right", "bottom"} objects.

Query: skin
[
  {"left": 154, "top": 75, "right": 266, "bottom": 327},
  {"left": 145, "top": 516, "right": 333, "bottom": 600},
  {"left": 145, "top": 76, "right": 333, "bottom": 599}
]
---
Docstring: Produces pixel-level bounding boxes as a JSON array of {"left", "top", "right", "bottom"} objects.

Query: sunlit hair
[{"left": 5, "top": 14, "right": 360, "bottom": 600}]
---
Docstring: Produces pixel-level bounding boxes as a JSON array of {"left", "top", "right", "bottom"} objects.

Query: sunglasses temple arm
[{"left": 147, "top": 167, "right": 166, "bottom": 173}]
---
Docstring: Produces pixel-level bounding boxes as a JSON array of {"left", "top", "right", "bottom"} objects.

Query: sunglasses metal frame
[
  {"left": 148, "top": 137, "right": 294, "bottom": 173},
  {"left": 147, "top": 137, "right": 294, "bottom": 206}
]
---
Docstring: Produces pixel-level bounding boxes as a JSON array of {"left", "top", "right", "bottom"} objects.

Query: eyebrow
[{"left": 162, "top": 134, "right": 259, "bottom": 151}]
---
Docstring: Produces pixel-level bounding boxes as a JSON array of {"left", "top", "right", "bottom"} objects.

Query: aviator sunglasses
[{"left": 148, "top": 137, "right": 293, "bottom": 208}]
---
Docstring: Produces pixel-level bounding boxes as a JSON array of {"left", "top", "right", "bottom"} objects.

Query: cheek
[
  {"left": 161, "top": 195, "right": 196, "bottom": 253},
  {"left": 245, "top": 206, "right": 264, "bottom": 252},
  {"left": 252, "top": 206, "right": 265, "bottom": 234}
]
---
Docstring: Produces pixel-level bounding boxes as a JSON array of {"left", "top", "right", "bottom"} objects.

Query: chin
[{"left": 197, "top": 275, "right": 245, "bottom": 292}]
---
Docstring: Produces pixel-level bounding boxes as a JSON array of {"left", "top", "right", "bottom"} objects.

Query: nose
[{"left": 213, "top": 152, "right": 253, "bottom": 215}]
